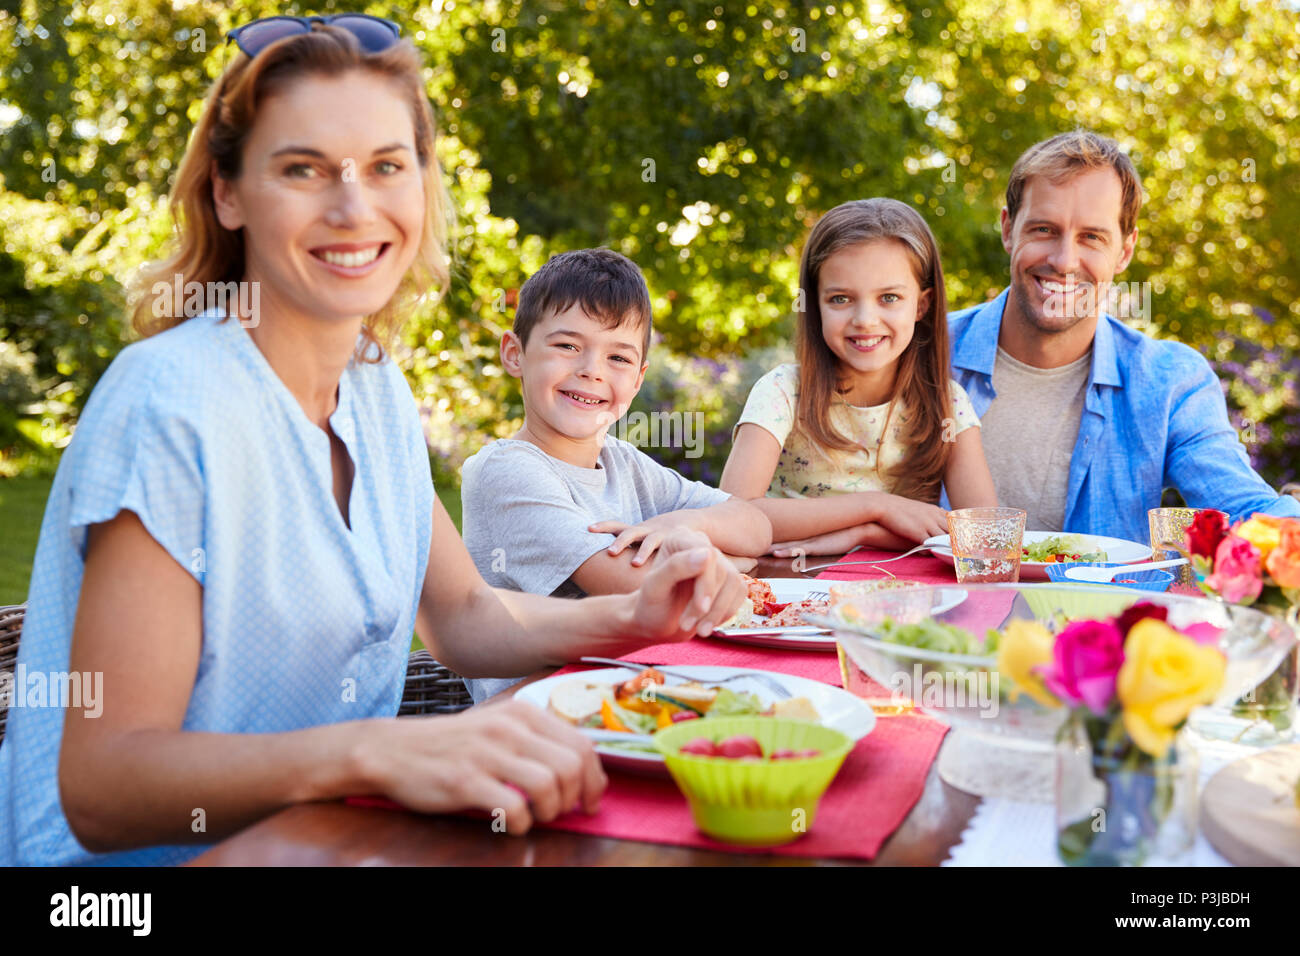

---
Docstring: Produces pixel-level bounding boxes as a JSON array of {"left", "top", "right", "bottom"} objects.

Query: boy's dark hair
[{"left": 513, "top": 248, "right": 653, "bottom": 358}]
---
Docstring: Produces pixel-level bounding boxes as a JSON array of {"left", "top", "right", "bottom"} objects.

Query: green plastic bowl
[
  {"left": 1018, "top": 584, "right": 1140, "bottom": 623},
  {"left": 652, "top": 717, "right": 853, "bottom": 846}
]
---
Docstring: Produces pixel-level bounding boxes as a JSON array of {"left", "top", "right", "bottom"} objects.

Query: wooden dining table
[{"left": 189, "top": 553, "right": 981, "bottom": 866}]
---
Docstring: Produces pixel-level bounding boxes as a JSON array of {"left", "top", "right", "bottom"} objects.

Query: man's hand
[
  {"left": 626, "top": 528, "right": 746, "bottom": 641},
  {"left": 589, "top": 511, "right": 703, "bottom": 567}
]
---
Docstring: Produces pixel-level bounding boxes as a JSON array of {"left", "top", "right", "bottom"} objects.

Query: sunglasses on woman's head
[{"left": 226, "top": 14, "right": 401, "bottom": 59}]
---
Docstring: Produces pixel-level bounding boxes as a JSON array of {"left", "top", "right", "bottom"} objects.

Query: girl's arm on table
[
  {"left": 768, "top": 523, "right": 913, "bottom": 558},
  {"left": 586, "top": 496, "right": 773, "bottom": 572},
  {"left": 722, "top": 423, "right": 947, "bottom": 545},
  {"left": 943, "top": 426, "right": 1000, "bottom": 510}
]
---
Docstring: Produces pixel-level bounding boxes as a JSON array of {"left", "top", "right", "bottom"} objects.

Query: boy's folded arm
[
  {"left": 591, "top": 498, "right": 772, "bottom": 565},
  {"left": 746, "top": 493, "right": 889, "bottom": 543},
  {"left": 569, "top": 544, "right": 652, "bottom": 596},
  {"left": 680, "top": 496, "right": 772, "bottom": 557}
]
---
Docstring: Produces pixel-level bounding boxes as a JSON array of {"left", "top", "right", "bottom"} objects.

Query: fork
[
  {"left": 578, "top": 656, "right": 792, "bottom": 699},
  {"left": 798, "top": 543, "right": 934, "bottom": 575}
]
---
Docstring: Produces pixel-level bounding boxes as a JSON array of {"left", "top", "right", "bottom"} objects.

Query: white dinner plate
[
  {"left": 712, "top": 578, "right": 968, "bottom": 650},
  {"left": 515, "top": 665, "right": 876, "bottom": 775},
  {"left": 922, "top": 531, "right": 1153, "bottom": 581}
]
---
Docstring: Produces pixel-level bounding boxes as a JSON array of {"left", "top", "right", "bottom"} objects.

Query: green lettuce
[{"left": 709, "top": 687, "right": 764, "bottom": 717}]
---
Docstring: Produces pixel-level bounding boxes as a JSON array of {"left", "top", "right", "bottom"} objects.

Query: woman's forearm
[
  {"left": 60, "top": 719, "right": 377, "bottom": 853},
  {"left": 425, "top": 584, "right": 646, "bottom": 679}
]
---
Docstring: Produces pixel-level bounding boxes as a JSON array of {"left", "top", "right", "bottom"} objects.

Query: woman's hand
[
  {"left": 626, "top": 527, "right": 747, "bottom": 641},
  {"left": 365, "top": 700, "right": 607, "bottom": 834}
]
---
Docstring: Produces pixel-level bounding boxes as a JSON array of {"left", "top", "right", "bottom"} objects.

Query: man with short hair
[{"left": 947, "top": 130, "right": 1300, "bottom": 541}]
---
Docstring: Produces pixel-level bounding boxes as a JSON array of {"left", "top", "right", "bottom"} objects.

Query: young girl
[{"left": 721, "top": 198, "right": 998, "bottom": 555}]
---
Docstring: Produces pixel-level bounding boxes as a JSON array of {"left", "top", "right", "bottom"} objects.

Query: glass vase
[
  {"left": 1187, "top": 595, "right": 1299, "bottom": 747},
  {"left": 1055, "top": 711, "right": 1199, "bottom": 866}
]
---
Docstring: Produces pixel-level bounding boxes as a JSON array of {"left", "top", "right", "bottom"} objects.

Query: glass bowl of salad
[{"left": 822, "top": 583, "right": 1296, "bottom": 799}]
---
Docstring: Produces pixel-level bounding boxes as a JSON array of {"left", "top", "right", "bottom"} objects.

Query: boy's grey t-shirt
[{"left": 459, "top": 436, "right": 730, "bottom": 703}]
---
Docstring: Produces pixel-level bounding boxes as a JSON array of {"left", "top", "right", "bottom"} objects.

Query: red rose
[
  {"left": 1116, "top": 601, "right": 1169, "bottom": 636},
  {"left": 1184, "top": 510, "right": 1229, "bottom": 561}
]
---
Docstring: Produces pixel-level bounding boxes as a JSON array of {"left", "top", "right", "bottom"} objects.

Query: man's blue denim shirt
[{"left": 945, "top": 288, "right": 1300, "bottom": 542}]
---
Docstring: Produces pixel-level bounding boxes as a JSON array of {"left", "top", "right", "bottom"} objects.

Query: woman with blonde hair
[{"left": 0, "top": 14, "right": 743, "bottom": 865}]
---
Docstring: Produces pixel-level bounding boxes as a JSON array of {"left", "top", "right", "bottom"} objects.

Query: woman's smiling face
[{"left": 213, "top": 70, "right": 426, "bottom": 325}]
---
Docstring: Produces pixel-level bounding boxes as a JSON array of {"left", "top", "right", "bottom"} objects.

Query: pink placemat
[
  {"left": 532, "top": 587, "right": 948, "bottom": 859},
  {"left": 539, "top": 707, "right": 945, "bottom": 859},
  {"left": 814, "top": 548, "right": 959, "bottom": 585}
]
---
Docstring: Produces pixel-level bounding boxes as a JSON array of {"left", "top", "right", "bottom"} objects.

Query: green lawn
[
  {"left": 0, "top": 474, "right": 464, "bottom": 607},
  {"left": 436, "top": 482, "right": 462, "bottom": 534},
  {"left": 0, "top": 475, "right": 52, "bottom": 606}
]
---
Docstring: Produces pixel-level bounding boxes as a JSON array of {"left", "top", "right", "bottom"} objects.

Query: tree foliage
[{"left": 0, "top": 0, "right": 1295, "bottom": 486}]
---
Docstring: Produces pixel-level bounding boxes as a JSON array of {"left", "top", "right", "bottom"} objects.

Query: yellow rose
[
  {"left": 996, "top": 619, "right": 1061, "bottom": 709},
  {"left": 1117, "top": 619, "right": 1225, "bottom": 758},
  {"left": 1236, "top": 516, "right": 1282, "bottom": 568}
]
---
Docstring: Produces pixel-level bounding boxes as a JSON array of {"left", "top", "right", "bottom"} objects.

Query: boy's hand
[
  {"left": 627, "top": 528, "right": 746, "bottom": 641},
  {"left": 589, "top": 511, "right": 704, "bottom": 567}
]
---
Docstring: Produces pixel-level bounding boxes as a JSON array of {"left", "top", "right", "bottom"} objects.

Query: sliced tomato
[{"left": 762, "top": 600, "right": 791, "bottom": 616}]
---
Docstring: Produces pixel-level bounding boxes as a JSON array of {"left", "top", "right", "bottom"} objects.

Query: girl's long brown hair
[
  {"left": 794, "top": 198, "right": 953, "bottom": 503},
  {"left": 130, "top": 25, "right": 450, "bottom": 361}
]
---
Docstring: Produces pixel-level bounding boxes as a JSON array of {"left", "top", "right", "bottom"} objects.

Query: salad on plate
[
  {"left": 548, "top": 667, "right": 821, "bottom": 751},
  {"left": 1021, "top": 534, "right": 1108, "bottom": 564}
]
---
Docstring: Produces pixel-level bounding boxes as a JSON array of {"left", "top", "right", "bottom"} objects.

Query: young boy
[{"left": 461, "top": 249, "right": 772, "bottom": 701}]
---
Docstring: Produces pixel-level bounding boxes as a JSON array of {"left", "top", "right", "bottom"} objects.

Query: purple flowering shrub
[
  {"left": 621, "top": 339, "right": 793, "bottom": 487},
  {"left": 1211, "top": 328, "right": 1299, "bottom": 490}
]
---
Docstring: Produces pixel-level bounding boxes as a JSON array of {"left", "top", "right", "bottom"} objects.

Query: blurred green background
[{"left": 1, "top": 0, "right": 1297, "bottom": 602}]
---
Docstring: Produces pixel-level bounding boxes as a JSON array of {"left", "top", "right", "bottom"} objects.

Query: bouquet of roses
[
  {"left": 1184, "top": 510, "right": 1300, "bottom": 614},
  {"left": 997, "top": 603, "right": 1226, "bottom": 758},
  {"left": 998, "top": 603, "right": 1226, "bottom": 864},
  {"left": 1183, "top": 510, "right": 1300, "bottom": 733}
]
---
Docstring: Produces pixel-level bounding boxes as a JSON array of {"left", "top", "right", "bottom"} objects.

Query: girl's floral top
[{"left": 733, "top": 363, "right": 979, "bottom": 498}]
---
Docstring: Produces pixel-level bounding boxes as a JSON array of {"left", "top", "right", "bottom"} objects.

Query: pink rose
[
  {"left": 1036, "top": 619, "right": 1126, "bottom": 714},
  {"left": 1206, "top": 535, "right": 1264, "bottom": 604},
  {"left": 1180, "top": 621, "right": 1224, "bottom": 647}
]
